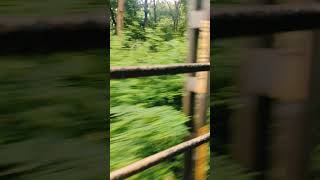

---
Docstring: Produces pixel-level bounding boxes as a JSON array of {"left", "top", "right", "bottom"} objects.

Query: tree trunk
[
  {"left": 153, "top": 0, "right": 157, "bottom": 24},
  {"left": 143, "top": 0, "right": 148, "bottom": 28},
  {"left": 116, "top": 0, "right": 125, "bottom": 35},
  {"left": 174, "top": 1, "right": 180, "bottom": 31},
  {"left": 167, "top": 0, "right": 180, "bottom": 32}
]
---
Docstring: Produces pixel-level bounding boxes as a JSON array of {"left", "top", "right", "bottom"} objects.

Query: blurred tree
[
  {"left": 152, "top": 0, "right": 157, "bottom": 23},
  {"left": 143, "top": 0, "right": 148, "bottom": 28},
  {"left": 166, "top": 0, "right": 181, "bottom": 32},
  {"left": 116, "top": 0, "right": 125, "bottom": 35}
]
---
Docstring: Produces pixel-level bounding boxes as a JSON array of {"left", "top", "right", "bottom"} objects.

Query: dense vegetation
[{"left": 110, "top": 1, "right": 190, "bottom": 179}]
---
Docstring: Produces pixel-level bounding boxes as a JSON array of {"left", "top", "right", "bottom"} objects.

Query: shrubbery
[{"left": 110, "top": 22, "right": 189, "bottom": 179}]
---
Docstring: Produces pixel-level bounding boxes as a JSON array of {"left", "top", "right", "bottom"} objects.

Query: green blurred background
[{"left": 0, "top": 1, "right": 107, "bottom": 179}]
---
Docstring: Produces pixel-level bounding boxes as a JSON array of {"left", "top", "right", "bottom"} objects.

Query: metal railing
[
  {"left": 1, "top": 4, "right": 319, "bottom": 54},
  {"left": 110, "top": 62, "right": 211, "bottom": 179},
  {"left": 212, "top": 4, "right": 320, "bottom": 38},
  {"left": 111, "top": 63, "right": 210, "bottom": 79},
  {"left": 108, "top": 3, "right": 320, "bottom": 179},
  {"left": 109, "top": 3, "right": 320, "bottom": 179},
  {"left": 0, "top": 14, "right": 106, "bottom": 54},
  {"left": 110, "top": 133, "right": 210, "bottom": 180}
]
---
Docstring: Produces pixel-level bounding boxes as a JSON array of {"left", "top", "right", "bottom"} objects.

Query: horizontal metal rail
[
  {"left": 0, "top": 14, "right": 106, "bottom": 54},
  {"left": 110, "top": 63, "right": 210, "bottom": 79},
  {"left": 212, "top": 4, "right": 320, "bottom": 38},
  {"left": 110, "top": 133, "right": 210, "bottom": 180},
  {"left": 0, "top": 4, "right": 320, "bottom": 53}
]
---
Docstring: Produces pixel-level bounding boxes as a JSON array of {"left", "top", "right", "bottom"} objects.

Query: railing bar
[
  {"left": 0, "top": 5, "right": 319, "bottom": 54},
  {"left": 0, "top": 14, "right": 106, "bottom": 55},
  {"left": 110, "top": 63, "right": 210, "bottom": 79},
  {"left": 212, "top": 4, "right": 320, "bottom": 38},
  {"left": 110, "top": 133, "right": 210, "bottom": 180}
]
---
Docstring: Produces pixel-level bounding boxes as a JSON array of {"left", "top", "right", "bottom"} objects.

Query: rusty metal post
[
  {"left": 229, "top": 0, "right": 276, "bottom": 179},
  {"left": 193, "top": 19, "right": 210, "bottom": 180},
  {"left": 183, "top": 0, "right": 210, "bottom": 179},
  {"left": 229, "top": 4, "right": 275, "bottom": 180},
  {"left": 183, "top": 1, "right": 201, "bottom": 179}
]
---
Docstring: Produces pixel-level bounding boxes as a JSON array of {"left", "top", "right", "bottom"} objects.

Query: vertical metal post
[
  {"left": 268, "top": 1, "right": 314, "bottom": 179},
  {"left": 194, "top": 19, "right": 210, "bottom": 180},
  {"left": 229, "top": 0, "right": 275, "bottom": 177},
  {"left": 182, "top": 1, "right": 198, "bottom": 178},
  {"left": 183, "top": 0, "right": 210, "bottom": 179}
]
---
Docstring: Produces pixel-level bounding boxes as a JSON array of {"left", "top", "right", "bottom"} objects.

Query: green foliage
[
  {"left": 155, "top": 17, "right": 176, "bottom": 41},
  {"left": 110, "top": 26, "right": 187, "bottom": 110},
  {"left": 110, "top": 105, "right": 188, "bottom": 179},
  {"left": 111, "top": 30, "right": 187, "bottom": 66},
  {"left": 111, "top": 75, "right": 184, "bottom": 109},
  {"left": 110, "top": 0, "right": 187, "bottom": 37},
  {"left": 110, "top": 22, "right": 189, "bottom": 179},
  {"left": 124, "top": 21, "right": 147, "bottom": 41}
]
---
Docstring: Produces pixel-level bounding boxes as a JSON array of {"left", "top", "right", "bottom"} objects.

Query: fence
[
  {"left": 1, "top": 4, "right": 320, "bottom": 53},
  {"left": 0, "top": 14, "right": 106, "bottom": 54},
  {"left": 111, "top": 63, "right": 210, "bottom": 79},
  {"left": 2, "top": 3, "right": 320, "bottom": 180},
  {"left": 108, "top": 3, "right": 320, "bottom": 180},
  {"left": 111, "top": 0, "right": 211, "bottom": 179},
  {"left": 110, "top": 133, "right": 210, "bottom": 179},
  {"left": 212, "top": 4, "right": 320, "bottom": 38},
  {"left": 110, "top": 62, "right": 211, "bottom": 180}
]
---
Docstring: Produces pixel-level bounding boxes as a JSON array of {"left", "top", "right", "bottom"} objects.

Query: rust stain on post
[
  {"left": 195, "top": 125, "right": 210, "bottom": 180},
  {"left": 193, "top": 20, "right": 210, "bottom": 180},
  {"left": 195, "top": 20, "right": 210, "bottom": 94}
]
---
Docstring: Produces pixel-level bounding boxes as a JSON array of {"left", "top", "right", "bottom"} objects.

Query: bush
[{"left": 110, "top": 29, "right": 189, "bottom": 179}]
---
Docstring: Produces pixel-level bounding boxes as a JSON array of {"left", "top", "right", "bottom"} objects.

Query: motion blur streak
[
  {"left": 212, "top": 2, "right": 320, "bottom": 180},
  {"left": 0, "top": 1, "right": 107, "bottom": 180}
]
